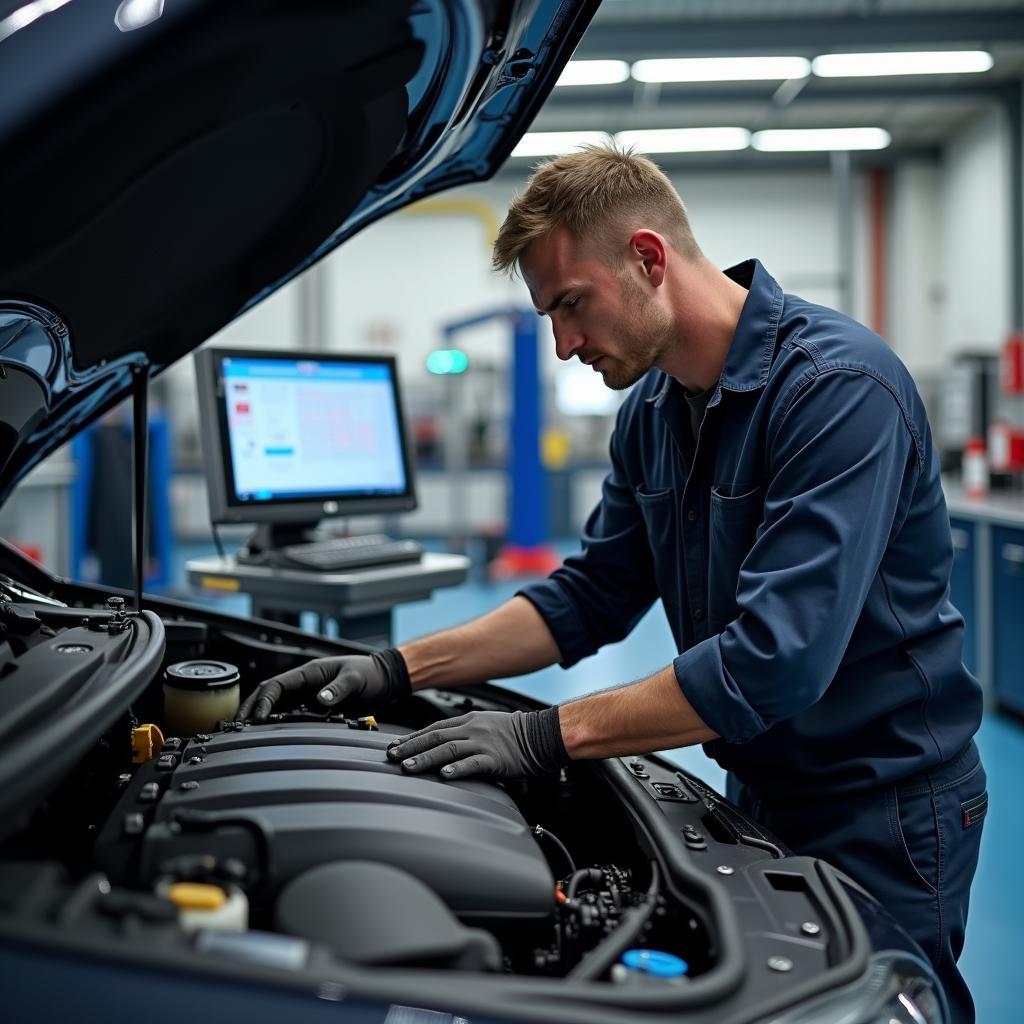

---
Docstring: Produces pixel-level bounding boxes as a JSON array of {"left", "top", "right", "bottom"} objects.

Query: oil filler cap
[{"left": 621, "top": 949, "right": 689, "bottom": 978}]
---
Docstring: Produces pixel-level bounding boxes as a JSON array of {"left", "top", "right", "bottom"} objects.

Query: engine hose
[
  {"left": 532, "top": 825, "right": 577, "bottom": 875},
  {"left": 566, "top": 867, "right": 604, "bottom": 900},
  {"left": 170, "top": 809, "right": 274, "bottom": 894},
  {"left": 566, "top": 860, "right": 661, "bottom": 982}
]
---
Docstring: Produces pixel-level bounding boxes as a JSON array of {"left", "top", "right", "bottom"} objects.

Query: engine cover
[{"left": 96, "top": 722, "right": 554, "bottom": 920}]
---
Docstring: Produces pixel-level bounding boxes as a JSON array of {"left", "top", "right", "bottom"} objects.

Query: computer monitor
[{"left": 195, "top": 347, "right": 417, "bottom": 550}]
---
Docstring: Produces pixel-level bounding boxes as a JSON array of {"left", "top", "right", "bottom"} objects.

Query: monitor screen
[{"left": 195, "top": 347, "right": 417, "bottom": 525}]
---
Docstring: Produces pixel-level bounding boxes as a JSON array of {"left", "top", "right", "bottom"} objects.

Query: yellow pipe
[{"left": 399, "top": 197, "right": 501, "bottom": 251}]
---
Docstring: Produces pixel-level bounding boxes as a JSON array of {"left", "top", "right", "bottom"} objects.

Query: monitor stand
[{"left": 238, "top": 522, "right": 319, "bottom": 565}]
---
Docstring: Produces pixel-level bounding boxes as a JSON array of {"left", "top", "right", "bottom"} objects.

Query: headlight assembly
[{"left": 760, "top": 951, "right": 948, "bottom": 1024}]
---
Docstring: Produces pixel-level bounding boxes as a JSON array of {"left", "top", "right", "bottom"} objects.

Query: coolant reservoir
[
  {"left": 163, "top": 660, "right": 240, "bottom": 735},
  {"left": 158, "top": 881, "right": 249, "bottom": 932}
]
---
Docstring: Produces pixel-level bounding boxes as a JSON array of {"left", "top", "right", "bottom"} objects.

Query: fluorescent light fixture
[
  {"left": 812, "top": 50, "right": 993, "bottom": 78},
  {"left": 556, "top": 60, "right": 630, "bottom": 87},
  {"left": 616, "top": 127, "right": 751, "bottom": 153},
  {"left": 632, "top": 56, "right": 810, "bottom": 83},
  {"left": 0, "top": 0, "right": 72, "bottom": 45},
  {"left": 511, "top": 131, "right": 613, "bottom": 158},
  {"left": 752, "top": 127, "right": 891, "bottom": 151}
]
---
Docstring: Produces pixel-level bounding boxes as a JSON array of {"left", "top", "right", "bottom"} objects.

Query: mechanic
[{"left": 240, "top": 146, "right": 986, "bottom": 1022}]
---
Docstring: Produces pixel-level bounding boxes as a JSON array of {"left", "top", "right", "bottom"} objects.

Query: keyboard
[{"left": 276, "top": 535, "right": 424, "bottom": 572}]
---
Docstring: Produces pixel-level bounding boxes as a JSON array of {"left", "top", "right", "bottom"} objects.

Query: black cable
[
  {"left": 532, "top": 825, "right": 577, "bottom": 875},
  {"left": 567, "top": 860, "right": 661, "bottom": 982},
  {"left": 212, "top": 523, "right": 226, "bottom": 561}
]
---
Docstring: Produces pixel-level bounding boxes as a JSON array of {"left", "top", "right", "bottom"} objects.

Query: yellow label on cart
[{"left": 200, "top": 576, "right": 240, "bottom": 592}]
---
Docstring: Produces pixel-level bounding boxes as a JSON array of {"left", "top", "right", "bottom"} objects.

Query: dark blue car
[{"left": 0, "top": 2, "right": 947, "bottom": 1021}]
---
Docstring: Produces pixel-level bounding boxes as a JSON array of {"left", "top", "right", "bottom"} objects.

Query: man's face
[{"left": 520, "top": 225, "right": 673, "bottom": 391}]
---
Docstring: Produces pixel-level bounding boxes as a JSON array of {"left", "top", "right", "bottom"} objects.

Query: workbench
[
  {"left": 186, "top": 552, "right": 470, "bottom": 648},
  {"left": 945, "top": 483, "right": 1024, "bottom": 716}
]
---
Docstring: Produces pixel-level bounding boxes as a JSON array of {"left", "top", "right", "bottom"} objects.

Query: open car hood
[{"left": 0, "top": 0, "right": 599, "bottom": 505}]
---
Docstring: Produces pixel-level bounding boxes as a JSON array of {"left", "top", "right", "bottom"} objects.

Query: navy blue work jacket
[{"left": 520, "top": 259, "right": 982, "bottom": 798}]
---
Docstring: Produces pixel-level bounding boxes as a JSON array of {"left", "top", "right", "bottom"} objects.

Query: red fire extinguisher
[{"left": 1002, "top": 331, "right": 1024, "bottom": 395}]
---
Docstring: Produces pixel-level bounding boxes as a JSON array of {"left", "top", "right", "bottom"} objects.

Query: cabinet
[
  {"left": 948, "top": 518, "right": 977, "bottom": 676},
  {"left": 943, "top": 487, "right": 1024, "bottom": 713},
  {"left": 993, "top": 525, "right": 1024, "bottom": 715}
]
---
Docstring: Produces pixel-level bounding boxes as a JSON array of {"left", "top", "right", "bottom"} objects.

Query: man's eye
[{"left": 564, "top": 297, "right": 580, "bottom": 310}]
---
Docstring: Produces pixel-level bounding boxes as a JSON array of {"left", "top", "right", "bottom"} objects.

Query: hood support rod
[{"left": 131, "top": 360, "right": 149, "bottom": 613}]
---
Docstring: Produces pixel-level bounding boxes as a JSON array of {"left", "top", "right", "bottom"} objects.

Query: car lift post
[{"left": 443, "top": 308, "right": 560, "bottom": 578}]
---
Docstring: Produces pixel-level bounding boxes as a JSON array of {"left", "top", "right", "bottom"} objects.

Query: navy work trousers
[{"left": 728, "top": 742, "right": 987, "bottom": 1024}]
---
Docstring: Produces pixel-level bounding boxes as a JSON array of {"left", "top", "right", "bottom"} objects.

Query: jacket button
[
  {"left": 694, "top": 608, "right": 704, "bottom": 621},
  {"left": 687, "top": 510, "right": 697, "bottom": 521}
]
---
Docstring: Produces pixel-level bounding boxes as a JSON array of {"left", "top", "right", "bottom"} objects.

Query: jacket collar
[
  {"left": 718, "top": 258, "right": 784, "bottom": 393},
  {"left": 648, "top": 258, "right": 784, "bottom": 411}
]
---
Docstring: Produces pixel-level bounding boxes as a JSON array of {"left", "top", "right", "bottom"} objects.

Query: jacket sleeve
[
  {"left": 674, "top": 369, "right": 921, "bottom": 743},
  {"left": 517, "top": 422, "right": 661, "bottom": 668}
]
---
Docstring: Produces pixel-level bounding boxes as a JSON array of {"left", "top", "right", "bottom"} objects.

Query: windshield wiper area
[{"left": 0, "top": 574, "right": 66, "bottom": 607}]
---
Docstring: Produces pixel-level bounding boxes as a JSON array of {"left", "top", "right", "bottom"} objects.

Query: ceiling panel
[{"left": 499, "top": 0, "right": 1024, "bottom": 170}]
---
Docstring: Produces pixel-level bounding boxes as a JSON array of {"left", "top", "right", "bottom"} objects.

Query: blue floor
[{"left": 170, "top": 540, "right": 1022, "bottom": 1022}]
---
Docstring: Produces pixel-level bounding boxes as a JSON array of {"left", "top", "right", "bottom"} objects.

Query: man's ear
[{"left": 629, "top": 229, "right": 667, "bottom": 288}]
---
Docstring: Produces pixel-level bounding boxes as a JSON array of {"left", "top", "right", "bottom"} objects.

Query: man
[{"left": 240, "top": 146, "right": 986, "bottom": 1021}]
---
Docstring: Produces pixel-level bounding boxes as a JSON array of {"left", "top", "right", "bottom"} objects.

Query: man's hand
[
  {"left": 385, "top": 707, "right": 568, "bottom": 781},
  {"left": 237, "top": 648, "right": 410, "bottom": 722}
]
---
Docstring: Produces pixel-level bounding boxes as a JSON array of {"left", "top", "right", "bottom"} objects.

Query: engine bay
[{"left": 0, "top": 568, "right": 877, "bottom": 1024}]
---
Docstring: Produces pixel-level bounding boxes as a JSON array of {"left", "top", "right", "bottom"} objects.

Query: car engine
[
  {"left": 96, "top": 718, "right": 556, "bottom": 964},
  {"left": 2, "top": 574, "right": 937, "bottom": 1024},
  {"left": 0, "top": 588, "right": 701, "bottom": 982}
]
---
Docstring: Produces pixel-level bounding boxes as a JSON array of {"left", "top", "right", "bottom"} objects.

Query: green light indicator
[{"left": 426, "top": 349, "right": 469, "bottom": 374}]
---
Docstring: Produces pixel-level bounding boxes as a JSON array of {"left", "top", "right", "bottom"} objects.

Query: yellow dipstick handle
[{"left": 131, "top": 723, "right": 165, "bottom": 763}]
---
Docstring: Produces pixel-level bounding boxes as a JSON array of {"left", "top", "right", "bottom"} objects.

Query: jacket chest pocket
[
  {"left": 636, "top": 486, "right": 679, "bottom": 590},
  {"left": 708, "top": 485, "right": 764, "bottom": 631}
]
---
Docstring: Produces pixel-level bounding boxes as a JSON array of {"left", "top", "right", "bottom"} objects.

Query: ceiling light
[
  {"left": 615, "top": 127, "right": 751, "bottom": 153},
  {"left": 812, "top": 50, "right": 993, "bottom": 77},
  {"left": 632, "top": 56, "right": 811, "bottom": 83},
  {"left": 0, "top": 0, "right": 72, "bottom": 45},
  {"left": 555, "top": 60, "right": 630, "bottom": 87},
  {"left": 115, "top": 0, "right": 165, "bottom": 32},
  {"left": 752, "top": 128, "right": 891, "bottom": 152},
  {"left": 511, "top": 131, "right": 613, "bottom": 158}
]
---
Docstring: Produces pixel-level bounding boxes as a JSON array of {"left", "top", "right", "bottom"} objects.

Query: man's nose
[{"left": 553, "top": 321, "right": 584, "bottom": 362}]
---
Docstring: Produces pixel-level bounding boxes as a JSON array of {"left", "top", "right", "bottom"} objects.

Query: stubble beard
[{"left": 598, "top": 273, "right": 675, "bottom": 391}]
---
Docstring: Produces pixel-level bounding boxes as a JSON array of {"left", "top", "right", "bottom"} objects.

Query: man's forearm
[
  {"left": 398, "top": 595, "right": 562, "bottom": 690},
  {"left": 558, "top": 666, "right": 718, "bottom": 759}
]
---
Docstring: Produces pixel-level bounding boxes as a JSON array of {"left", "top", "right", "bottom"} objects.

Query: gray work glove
[
  {"left": 237, "top": 648, "right": 410, "bottom": 722},
  {"left": 385, "top": 707, "right": 568, "bottom": 781}
]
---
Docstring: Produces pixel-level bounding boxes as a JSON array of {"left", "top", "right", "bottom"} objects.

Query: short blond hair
[{"left": 492, "top": 144, "right": 701, "bottom": 275}]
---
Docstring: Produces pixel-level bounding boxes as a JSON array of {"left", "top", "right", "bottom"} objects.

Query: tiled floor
[{"left": 172, "top": 541, "right": 1022, "bottom": 1022}]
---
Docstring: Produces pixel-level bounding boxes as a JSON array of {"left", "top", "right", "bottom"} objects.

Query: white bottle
[{"left": 963, "top": 437, "right": 988, "bottom": 501}]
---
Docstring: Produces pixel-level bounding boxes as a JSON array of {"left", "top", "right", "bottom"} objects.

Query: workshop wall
[
  {"left": 324, "top": 206, "right": 520, "bottom": 382},
  {"left": 940, "top": 105, "right": 1013, "bottom": 355},
  {"left": 316, "top": 167, "right": 851, "bottom": 378},
  {"left": 889, "top": 161, "right": 944, "bottom": 373},
  {"left": 164, "top": 166, "right": 853, "bottom": 427}
]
